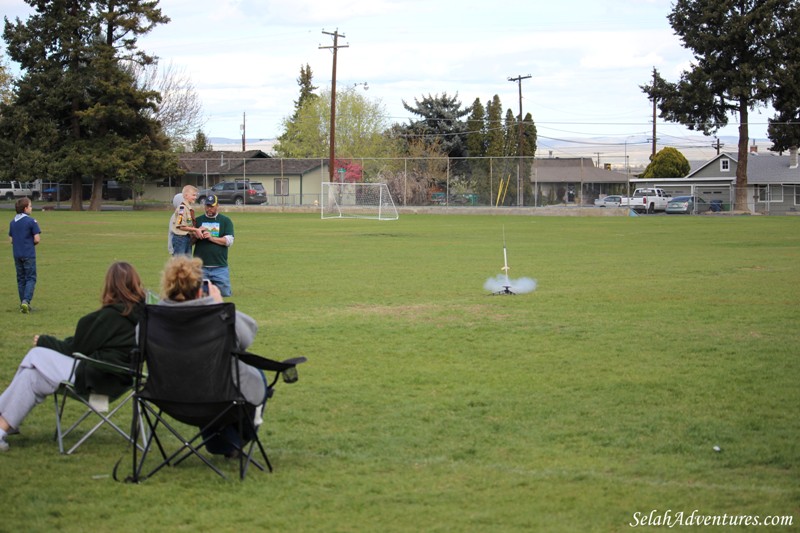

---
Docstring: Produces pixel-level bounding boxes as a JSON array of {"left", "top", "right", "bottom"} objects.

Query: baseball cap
[{"left": 204, "top": 194, "right": 218, "bottom": 206}]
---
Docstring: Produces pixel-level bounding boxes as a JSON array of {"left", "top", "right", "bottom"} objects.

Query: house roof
[
  {"left": 179, "top": 150, "right": 271, "bottom": 160},
  {"left": 178, "top": 153, "right": 327, "bottom": 178},
  {"left": 532, "top": 157, "right": 629, "bottom": 183},
  {"left": 686, "top": 151, "right": 800, "bottom": 184}
]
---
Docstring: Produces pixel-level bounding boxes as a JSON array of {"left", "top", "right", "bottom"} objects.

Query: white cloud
[{"left": 0, "top": 0, "right": 769, "bottom": 143}]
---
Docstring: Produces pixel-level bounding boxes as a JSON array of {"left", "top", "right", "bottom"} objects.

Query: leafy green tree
[
  {"left": 640, "top": 147, "right": 690, "bottom": 179},
  {"left": 275, "top": 87, "right": 395, "bottom": 160},
  {"left": 642, "top": 0, "right": 800, "bottom": 210},
  {"left": 1, "top": 0, "right": 172, "bottom": 210}
]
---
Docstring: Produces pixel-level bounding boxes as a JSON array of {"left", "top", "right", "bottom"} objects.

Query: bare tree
[
  {"left": 0, "top": 50, "right": 13, "bottom": 105},
  {"left": 127, "top": 60, "right": 205, "bottom": 145}
]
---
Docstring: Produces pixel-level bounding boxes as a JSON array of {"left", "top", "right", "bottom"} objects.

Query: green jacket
[{"left": 36, "top": 303, "right": 142, "bottom": 397}]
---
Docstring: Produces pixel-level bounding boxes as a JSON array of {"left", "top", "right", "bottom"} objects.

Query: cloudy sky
[{"left": 2, "top": 0, "right": 776, "bottom": 164}]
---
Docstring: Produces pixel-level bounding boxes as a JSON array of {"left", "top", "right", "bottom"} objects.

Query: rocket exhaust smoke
[
  {"left": 485, "top": 226, "right": 537, "bottom": 295},
  {"left": 484, "top": 275, "right": 537, "bottom": 294}
]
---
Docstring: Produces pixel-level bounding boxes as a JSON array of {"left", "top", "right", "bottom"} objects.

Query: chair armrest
[
  {"left": 235, "top": 351, "right": 307, "bottom": 372},
  {"left": 72, "top": 352, "right": 139, "bottom": 378}
]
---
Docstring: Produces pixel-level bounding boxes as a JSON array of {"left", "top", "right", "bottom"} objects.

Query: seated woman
[
  {"left": 0, "top": 261, "right": 146, "bottom": 452},
  {"left": 157, "top": 255, "right": 268, "bottom": 456}
]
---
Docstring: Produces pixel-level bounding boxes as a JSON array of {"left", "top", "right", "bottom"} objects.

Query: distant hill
[
  {"left": 209, "top": 138, "right": 277, "bottom": 153},
  {"left": 204, "top": 135, "right": 772, "bottom": 170}
]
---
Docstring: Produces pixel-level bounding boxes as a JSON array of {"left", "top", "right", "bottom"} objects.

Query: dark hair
[
  {"left": 15, "top": 197, "right": 30, "bottom": 214},
  {"left": 101, "top": 262, "right": 146, "bottom": 316},
  {"left": 161, "top": 255, "right": 203, "bottom": 302}
]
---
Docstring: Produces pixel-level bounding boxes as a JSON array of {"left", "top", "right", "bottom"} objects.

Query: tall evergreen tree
[
  {"left": 295, "top": 63, "right": 317, "bottom": 112},
  {"left": 191, "top": 130, "right": 213, "bottom": 152},
  {"left": 276, "top": 64, "right": 319, "bottom": 155},
  {"left": 521, "top": 111, "right": 537, "bottom": 205},
  {"left": 466, "top": 97, "right": 490, "bottom": 202},
  {"left": 485, "top": 95, "right": 504, "bottom": 158},
  {"left": 504, "top": 109, "right": 517, "bottom": 155},
  {"left": 1, "top": 0, "right": 172, "bottom": 210},
  {"left": 642, "top": 0, "right": 800, "bottom": 210},
  {"left": 767, "top": 6, "right": 800, "bottom": 153},
  {"left": 522, "top": 112, "right": 537, "bottom": 158},
  {"left": 466, "top": 98, "right": 486, "bottom": 158}
]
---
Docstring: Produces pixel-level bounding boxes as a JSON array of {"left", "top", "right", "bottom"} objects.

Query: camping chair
[
  {"left": 122, "top": 303, "right": 306, "bottom": 482},
  {"left": 54, "top": 352, "right": 144, "bottom": 455}
]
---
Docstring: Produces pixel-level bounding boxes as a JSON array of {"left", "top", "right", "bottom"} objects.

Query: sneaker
[
  {"left": 0, "top": 438, "right": 8, "bottom": 452},
  {"left": 20, "top": 301, "right": 30, "bottom": 314}
]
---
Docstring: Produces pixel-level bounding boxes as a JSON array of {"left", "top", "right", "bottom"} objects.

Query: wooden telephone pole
[
  {"left": 320, "top": 30, "right": 348, "bottom": 181},
  {"left": 508, "top": 74, "right": 531, "bottom": 206},
  {"left": 651, "top": 67, "right": 658, "bottom": 159}
]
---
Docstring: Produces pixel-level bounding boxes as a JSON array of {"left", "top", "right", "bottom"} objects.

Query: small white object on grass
[{"left": 713, "top": 445, "right": 721, "bottom": 452}]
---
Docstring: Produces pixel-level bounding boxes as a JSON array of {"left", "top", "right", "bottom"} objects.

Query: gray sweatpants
[{"left": 0, "top": 347, "right": 74, "bottom": 429}]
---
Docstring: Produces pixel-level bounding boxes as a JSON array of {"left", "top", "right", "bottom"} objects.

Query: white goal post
[{"left": 320, "top": 182, "right": 399, "bottom": 220}]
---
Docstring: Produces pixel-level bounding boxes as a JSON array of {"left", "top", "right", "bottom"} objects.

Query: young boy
[
  {"left": 169, "top": 185, "right": 203, "bottom": 256},
  {"left": 9, "top": 197, "right": 41, "bottom": 313}
]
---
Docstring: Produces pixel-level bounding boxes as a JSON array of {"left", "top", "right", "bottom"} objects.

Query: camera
[{"left": 202, "top": 279, "right": 210, "bottom": 295}]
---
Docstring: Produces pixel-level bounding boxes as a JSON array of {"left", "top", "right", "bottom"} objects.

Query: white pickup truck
[
  {"left": 0, "top": 180, "right": 40, "bottom": 201},
  {"left": 630, "top": 188, "right": 671, "bottom": 213}
]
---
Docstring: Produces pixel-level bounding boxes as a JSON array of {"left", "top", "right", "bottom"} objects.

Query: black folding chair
[
  {"left": 54, "top": 352, "right": 144, "bottom": 455},
  {"left": 122, "top": 303, "right": 306, "bottom": 482}
]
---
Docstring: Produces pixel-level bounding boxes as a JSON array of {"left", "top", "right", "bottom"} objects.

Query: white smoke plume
[{"left": 484, "top": 275, "right": 537, "bottom": 294}]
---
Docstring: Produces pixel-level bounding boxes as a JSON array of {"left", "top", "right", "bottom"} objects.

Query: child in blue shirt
[{"left": 9, "top": 197, "right": 41, "bottom": 313}]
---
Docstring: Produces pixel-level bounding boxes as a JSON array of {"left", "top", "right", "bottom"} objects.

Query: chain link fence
[{"left": 156, "top": 156, "right": 800, "bottom": 214}]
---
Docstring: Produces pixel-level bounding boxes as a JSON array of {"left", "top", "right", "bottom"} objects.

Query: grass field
[{"left": 0, "top": 210, "right": 798, "bottom": 532}]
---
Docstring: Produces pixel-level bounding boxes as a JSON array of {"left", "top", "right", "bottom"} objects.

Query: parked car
[
  {"left": 666, "top": 195, "right": 711, "bottom": 215},
  {"left": 594, "top": 195, "right": 625, "bottom": 207},
  {"left": 103, "top": 180, "right": 133, "bottom": 201},
  {"left": 198, "top": 181, "right": 267, "bottom": 205}
]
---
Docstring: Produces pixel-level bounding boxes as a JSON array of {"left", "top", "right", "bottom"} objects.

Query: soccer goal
[{"left": 321, "top": 182, "right": 399, "bottom": 220}]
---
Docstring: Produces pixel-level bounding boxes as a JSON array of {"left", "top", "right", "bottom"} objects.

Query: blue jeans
[
  {"left": 15, "top": 256, "right": 37, "bottom": 304},
  {"left": 171, "top": 233, "right": 193, "bottom": 256},
  {"left": 203, "top": 266, "right": 232, "bottom": 297}
]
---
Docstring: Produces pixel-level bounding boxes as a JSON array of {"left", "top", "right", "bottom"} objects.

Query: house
[
  {"left": 630, "top": 147, "right": 800, "bottom": 213},
  {"left": 530, "top": 157, "right": 630, "bottom": 205},
  {"left": 145, "top": 151, "right": 330, "bottom": 205}
]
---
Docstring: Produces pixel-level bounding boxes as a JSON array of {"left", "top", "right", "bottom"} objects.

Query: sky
[{"left": 1, "top": 0, "right": 777, "bottom": 166}]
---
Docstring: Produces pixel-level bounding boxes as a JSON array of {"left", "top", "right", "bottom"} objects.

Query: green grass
[{"left": 1, "top": 211, "right": 798, "bottom": 532}]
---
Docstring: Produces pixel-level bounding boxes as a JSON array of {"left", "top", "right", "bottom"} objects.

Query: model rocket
[{"left": 498, "top": 227, "right": 514, "bottom": 294}]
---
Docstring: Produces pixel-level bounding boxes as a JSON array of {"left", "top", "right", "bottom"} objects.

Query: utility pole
[
  {"left": 651, "top": 67, "right": 658, "bottom": 159},
  {"left": 320, "top": 29, "right": 348, "bottom": 181},
  {"left": 240, "top": 112, "right": 246, "bottom": 152},
  {"left": 508, "top": 74, "right": 531, "bottom": 206},
  {"left": 712, "top": 137, "right": 724, "bottom": 154}
]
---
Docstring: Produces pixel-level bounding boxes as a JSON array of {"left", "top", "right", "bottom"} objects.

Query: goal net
[{"left": 321, "top": 182, "right": 399, "bottom": 220}]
